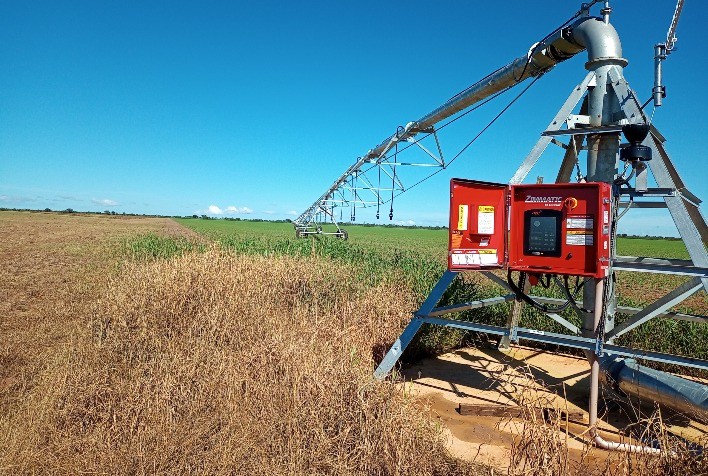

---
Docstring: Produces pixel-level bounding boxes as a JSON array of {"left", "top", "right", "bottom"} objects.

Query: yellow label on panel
[
  {"left": 457, "top": 205, "right": 468, "bottom": 231},
  {"left": 451, "top": 233, "right": 462, "bottom": 248},
  {"left": 477, "top": 205, "right": 495, "bottom": 234}
]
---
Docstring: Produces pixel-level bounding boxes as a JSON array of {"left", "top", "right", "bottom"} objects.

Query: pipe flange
[{"left": 585, "top": 57, "right": 629, "bottom": 70}]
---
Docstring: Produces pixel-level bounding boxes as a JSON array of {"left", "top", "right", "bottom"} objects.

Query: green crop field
[
  {"left": 176, "top": 217, "right": 692, "bottom": 261},
  {"left": 177, "top": 219, "right": 448, "bottom": 259},
  {"left": 169, "top": 217, "right": 707, "bottom": 376}
]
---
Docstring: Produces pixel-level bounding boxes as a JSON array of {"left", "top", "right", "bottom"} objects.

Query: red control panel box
[
  {"left": 449, "top": 180, "right": 507, "bottom": 270},
  {"left": 449, "top": 179, "right": 612, "bottom": 278}
]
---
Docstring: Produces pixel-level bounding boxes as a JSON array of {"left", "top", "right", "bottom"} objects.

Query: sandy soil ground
[{"left": 401, "top": 343, "right": 707, "bottom": 472}]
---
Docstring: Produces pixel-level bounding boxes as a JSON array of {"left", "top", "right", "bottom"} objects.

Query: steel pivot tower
[{"left": 374, "top": 1, "right": 708, "bottom": 442}]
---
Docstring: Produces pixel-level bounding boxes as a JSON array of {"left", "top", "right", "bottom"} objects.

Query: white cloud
[
  {"left": 407, "top": 220, "right": 416, "bottom": 226},
  {"left": 208, "top": 204, "right": 223, "bottom": 214},
  {"left": 223, "top": 205, "right": 253, "bottom": 215},
  {"left": 0, "top": 195, "right": 38, "bottom": 203},
  {"left": 263, "top": 210, "right": 275, "bottom": 215},
  {"left": 287, "top": 210, "right": 298, "bottom": 216},
  {"left": 92, "top": 198, "right": 118, "bottom": 207}
]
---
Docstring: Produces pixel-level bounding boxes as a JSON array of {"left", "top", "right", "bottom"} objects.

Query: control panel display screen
[{"left": 524, "top": 210, "right": 562, "bottom": 257}]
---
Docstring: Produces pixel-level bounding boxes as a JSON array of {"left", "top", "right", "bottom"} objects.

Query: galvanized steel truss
[
  {"left": 375, "top": 66, "right": 708, "bottom": 378},
  {"left": 293, "top": 8, "right": 627, "bottom": 238},
  {"left": 294, "top": 128, "right": 447, "bottom": 238}
]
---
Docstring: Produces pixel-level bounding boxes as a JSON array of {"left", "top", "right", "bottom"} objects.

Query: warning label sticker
[
  {"left": 566, "top": 230, "right": 593, "bottom": 246},
  {"left": 458, "top": 205, "right": 468, "bottom": 231},
  {"left": 450, "top": 249, "right": 498, "bottom": 266},
  {"left": 566, "top": 215, "right": 594, "bottom": 230},
  {"left": 450, "top": 233, "right": 462, "bottom": 249},
  {"left": 478, "top": 206, "right": 495, "bottom": 234}
]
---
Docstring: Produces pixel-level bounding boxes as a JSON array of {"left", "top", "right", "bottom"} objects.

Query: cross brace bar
[{"left": 374, "top": 316, "right": 708, "bottom": 379}]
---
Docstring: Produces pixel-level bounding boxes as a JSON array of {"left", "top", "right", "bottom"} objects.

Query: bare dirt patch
[{"left": 402, "top": 344, "right": 707, "bottom": 474}]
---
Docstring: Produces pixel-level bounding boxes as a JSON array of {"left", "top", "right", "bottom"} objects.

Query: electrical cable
[
  {"left": 558, "top": 274, "right": 589, "bottom": 314},
  {"left": 506, "top": 269, "right": 573, "bottom": 314},
  {"left": 613, "top": 161, "right": 636, "bottom": 186}
]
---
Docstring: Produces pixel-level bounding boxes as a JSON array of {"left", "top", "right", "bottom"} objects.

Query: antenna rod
[{"left": 653, "top": 0, "right": 685, "bottom": 108}]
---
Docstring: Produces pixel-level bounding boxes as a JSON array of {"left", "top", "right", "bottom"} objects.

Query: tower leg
[{"left": 373, "top": 271, "right": 457, "bottom": 378}]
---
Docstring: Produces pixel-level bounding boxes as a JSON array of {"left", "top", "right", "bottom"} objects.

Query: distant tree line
[
  {"left": 0, "top": 207, "right": 163, "bottom": 219},
  {"left": 0, "top": 207, "right": 683, "bottom": 239},
  {"left": 617, "top": 233, "right": 681, "bottom": 241}
]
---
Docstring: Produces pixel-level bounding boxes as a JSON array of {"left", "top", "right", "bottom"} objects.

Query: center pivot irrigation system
[{"left": 297, "top": 0, "right": 707, "bottom": 452}]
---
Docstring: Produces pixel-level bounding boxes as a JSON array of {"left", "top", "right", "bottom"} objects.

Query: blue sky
[{"left": 1, "top": 1, "right": 706, "bottom": 236}]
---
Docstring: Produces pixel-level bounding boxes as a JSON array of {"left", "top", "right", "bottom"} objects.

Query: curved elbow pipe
[
  {"left": 569, "top": 16, "right": 628, "bottom": 69},
  {"left": 592, "top": 433, "right": 661, "bottom": 454}
]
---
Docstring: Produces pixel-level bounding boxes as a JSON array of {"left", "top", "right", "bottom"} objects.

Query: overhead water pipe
[{"left": 296, "top": 11, "right": 603, "bottom": 227}]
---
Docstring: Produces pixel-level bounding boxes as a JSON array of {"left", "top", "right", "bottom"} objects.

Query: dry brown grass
[
  {"left": 500, "top": 366, "right": 707, "bottom": 476},
  {"left": 596, "top": 408, "right": 708, "bottom": 476},
  {"left": 500, "top": 367, "right": 571, "bottom": 476},
  {"left": 0, "top": 211, "right": 183, "bottom": 417},
  {"left": 0, "top": 220, "right": 478, "bottom": 475},
  {"left": 2, "top": 211, "right": 704, "bottom": 475}
]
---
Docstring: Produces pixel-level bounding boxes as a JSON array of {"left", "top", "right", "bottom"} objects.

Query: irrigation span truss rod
[{"left": 293, "top": 6, "right": 604, "bottom": 236}]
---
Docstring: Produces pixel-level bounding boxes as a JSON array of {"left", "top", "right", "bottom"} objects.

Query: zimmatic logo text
[{"left": 524, "top": 196, "right": 563, "bottom": 203}]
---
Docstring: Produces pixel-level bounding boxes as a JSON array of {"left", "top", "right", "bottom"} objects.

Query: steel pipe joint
[{"left": 570, "top": 17, "right": 628, "bottom": 69}]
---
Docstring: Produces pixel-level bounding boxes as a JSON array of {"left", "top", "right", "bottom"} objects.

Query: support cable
[
  {"left": 380, "top": 74, "right": 544, "bottom": 205},
  {"left": 360, "top": 85, "right": 517, "bottom": 180}
]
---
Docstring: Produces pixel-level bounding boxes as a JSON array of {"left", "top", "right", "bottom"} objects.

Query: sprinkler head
[{"left": 620, "top": 124, "right": 652, "bottom": 162}]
